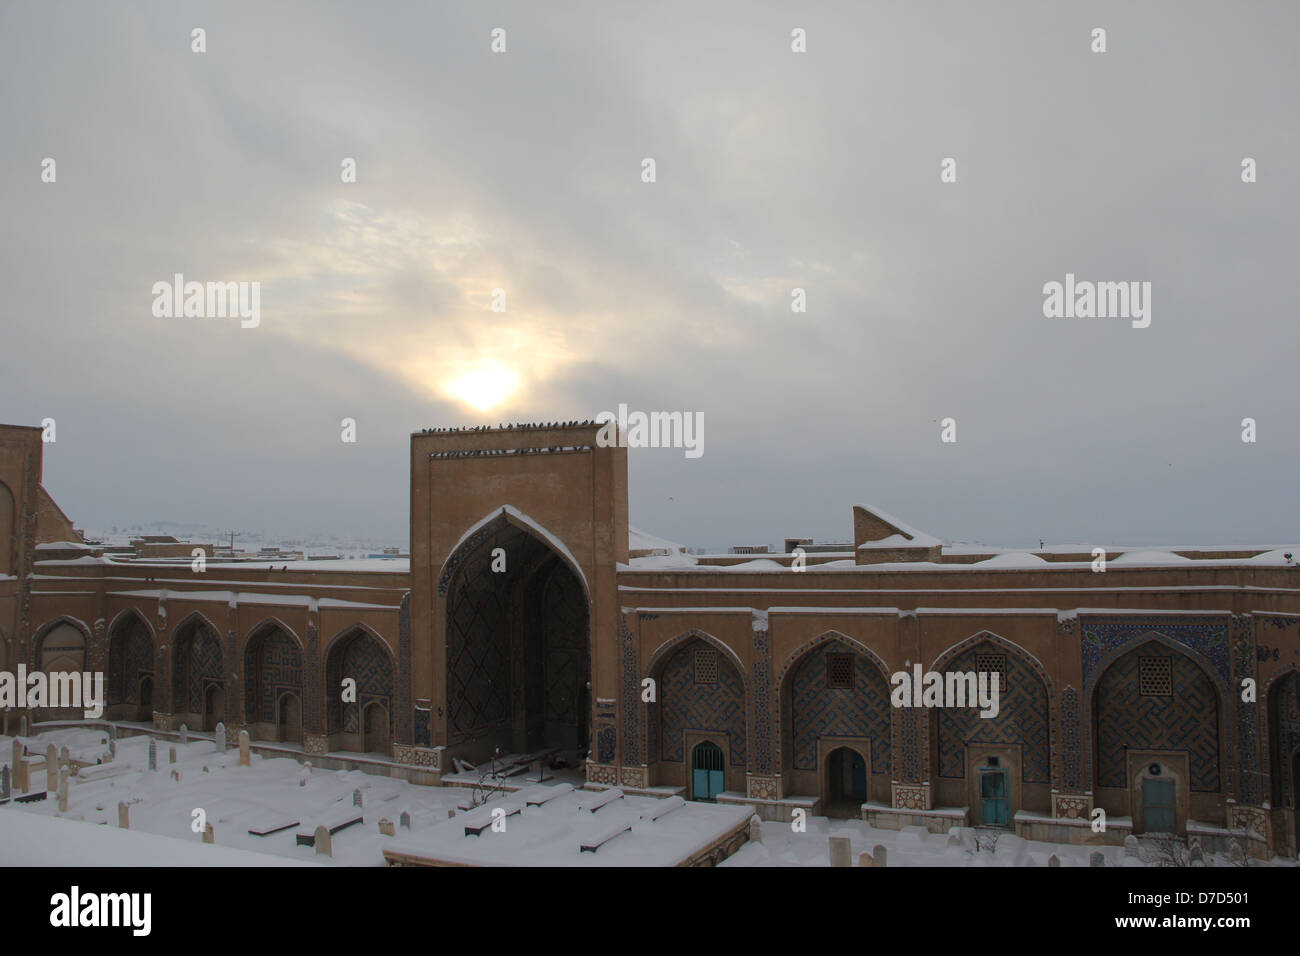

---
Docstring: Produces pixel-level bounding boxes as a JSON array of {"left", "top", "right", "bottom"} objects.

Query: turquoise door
[
  {"left": 979, "top": 770, "right": 1009, "bottom": 826},
  {"left": 849, "top": 751, "right": 867, "bottom": 800},
  {"left": 691, "top": 741, "right": 725, "bottom": 801},
  {"left": 1143, "top": 778, "right": 1176, "bottom": 833}
]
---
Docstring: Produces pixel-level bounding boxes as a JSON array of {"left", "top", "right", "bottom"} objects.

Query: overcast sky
[{"left": 2, "top": 1, "right": 1297, "bottom": 550}]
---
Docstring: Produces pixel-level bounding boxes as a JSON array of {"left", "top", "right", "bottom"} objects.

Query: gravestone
[
  {"left": 1089, "top": 851, "right": 1105, "bottom": 868},
  {"left": 1124, "top": 835, "right": 1140, "bottom": 858},
  {"left": 19, "top": 716, "right": 27, "bottom": 736},
  {"left": 169, "top": 747, "right": 177, "bottom": 764},
  {"left": 46, "top": 745, "right": 57, "bottom": 791},
  {"left": 203, "top": 823, "right": 214, "bottom": 844},
  {"left": 170, "top": 770, "right": 180, "bottom": 782},
  {"left": 108, "top": 724, "right": 117, "bottom": 741},
  {"left": 148, "top": 739, "right": 157, "bottom": 772},
  {"left": 15, "top": 759, "right": 29, "bottom": 794},
  {"left": 947, "top": 832, "right": 963, "bottom": 847},
  {"left": 446, "top": 808, "right": 456, "bottom": 819},
  {"left": 1229, "top": 842, "right": 1246, "bottom": 865},
  {"left": 399, "top": 811, "right": 411, "bottom": 830},
  {"left": 57, "top": 771, "right": 68, "bottom": 812},
  {"left": 828, "top": 835, "right": 851, "bottom": 867},
  {"left": 353, "top": 788, "right": 363, "bottom": 808},
  {"left": 179, "top": 723, "right": 188, "bottom": 745},
  {"left": 1048, "top": 854, "right": 1060, "bottom": 867},
  {"left": 11, "top": 739, "right": 21, "bottom": 773},
  {"left": 60, "top": 746, "right": 71, "bottom": 772},
  {"left": 1189, "top": 842, "right": 1204, "bottom": 865},
  {"left": 748, "top": 814, "right": 763, "bottom": 845},
  {"left": 872, "top": 844, "right": 888, "bottom": 868},
  {"left": 379, "top": 819, "right": 395, "bottom": 836},
  {"left": 1, "top": 765, "right": 10, "bottom": 800},
  {"left": 314, "top": 825, "right": 332, "bottom": 857},
  {"left": 858, "top": 851, "right": 874, "bottom": 867},
  {"left": 118, "top": 802, "right": 129, "bottom": 829},
  {"left": 107, "top": 738, "right": 116, "bottom": 760},
  {"left": 214, "top": 723, "right": 226, "bottom": 753},
  {"left": 238, "top": 730, "right": 250, "bottom": 767}
]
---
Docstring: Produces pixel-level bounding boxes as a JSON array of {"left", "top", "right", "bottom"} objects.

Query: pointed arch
[
  {"left": 325, "top": 623, "right": 396, "bottom": 746},
  {"left": 1092, "top": 634, "right": 1223, "bottom": 792},
  {"left": 930, "top": 629, "right": 1054, "bottom": 696},
  {"left": 438, "top": 506, "right": 589, "bottom": 601},
  {"left": 243, "top": 617, "right": 304, "bottom": 731},
  {"left": 929, "top": 630, "right": 1053, "bottom": 788},
  {"left": 170, "top": 609, "right": 223, "bottom": 649},
  {"left": 31, "top": 616, "right": 92, "bottom": 672},
  {"left": 648, "top": 628, "right": 748, "bottom": 689},
  {"left": 107, "top": 608, "right": 156, "bottom": 712}
]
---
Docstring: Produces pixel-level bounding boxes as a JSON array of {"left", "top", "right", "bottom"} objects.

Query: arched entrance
[
  {"left": 137, "top": 676, "right": 154, "bottom": 722},
  {"left": 363, "top": 701, "right": 389, "bottom": 755},
  {"left": 172, "top": 615, "right": 224, "bottom": 731},
  {"left": 107, "top": 611, "right": 154, "bottom": 722},
  {"left": 691, "top": 741, "right": 725, "bottom": 802},
  {"left": 1094, "top": 638, "right": 1221, "bottom": 833},
  {"left": 825, "top": 746, "right": 867, "bottom": 814},
  {"left": 325, "top": 627, "right": 395, "bottom": 755},
  {"left": 243, "top": 622, "right": 303, "bottom": 743},
  {"left": 278, "top": 692, "right": 302, "bottom": 743},
  {"left": 204, "top": 684, "right": 224, "bottom": 732},
  {"left": 443, "top": 513, "right": 591, "bottom": 764}
]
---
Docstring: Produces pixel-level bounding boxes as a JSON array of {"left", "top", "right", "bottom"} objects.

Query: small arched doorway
[
  {"left": 362, "top": 702, "right": 389, "bottom": 755},
  {"left": 691, "top": 741, "right": 725, "bottom": 802},
  {"left": 137, "top": 676, "right": 154, "bottom": 723},
  {"left": 825, "top": 747, "right": 867, "bottom": 814},
  {"left": 203, "top": 684, "right": 224, "bottom": 732},
  {"left": 278, "top": 693, "right": 302, "bottom": 743}
]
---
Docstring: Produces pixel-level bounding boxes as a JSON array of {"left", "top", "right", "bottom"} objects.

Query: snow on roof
[
  {"left": 628, "top": 526, "right": 684, "bottom": 554},
  {"left": 1109, "top": 550, "right": 1194, "bottom": 566},
  {"left": 973, "top": 551, "right": 1050, "bottom": 568},
  {"left": 854, "top": 504, "right": 943, "bottom": 548}
]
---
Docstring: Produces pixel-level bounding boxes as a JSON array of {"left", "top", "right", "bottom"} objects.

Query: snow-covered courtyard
[{"left": 0, "top": 727, "right": 1292, "bottom": 868}]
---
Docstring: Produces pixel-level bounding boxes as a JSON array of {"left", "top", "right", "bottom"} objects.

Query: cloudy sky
[{"left": 2, "top": 1, "right": 1297, "bottom": 550}]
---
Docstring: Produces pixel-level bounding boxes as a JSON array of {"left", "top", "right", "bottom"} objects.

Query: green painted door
[
  {"left": 691, "top": 741, "right": 725, "bottom": 801},
  {"left": 850, "top": 751, "right": 867, "bottom": 800},
  {"left": 1143, "top": 778, "right": 1176, "bottom": 833},
  {"left": 979, "top": 769, "right": 1009, "bottom": 826}
]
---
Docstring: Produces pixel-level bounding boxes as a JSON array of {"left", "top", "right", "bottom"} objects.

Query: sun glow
[{"left": 445, "top": 361, "right": 520, "bottom": 411}]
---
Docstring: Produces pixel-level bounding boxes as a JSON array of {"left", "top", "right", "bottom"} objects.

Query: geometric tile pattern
[
  {"left": 326, "top": 628, "right": 395, "bottom": 735},
  {"left": 1096, "top": 643, "right": 1220, "bottom": 791},
  {"left": 790, "top": 640, "right": 891, "bottom": 774},
  {"left": 1059, "top": 686, "right": 1084, "bottom": 791},
  {"left": 935, "top": 641, "right": 1050, "bottom": 783},
  {"left": 1267, "top": 669, "right": 1300, "bottom": 808},
  {"left": 1231, "top": 615, "right": 1260, "bottom": 805},
  {"left": 898, "top": 704, "right": 920, "bottom": 782},
  {"left": 657, "top": 637, "right": 746, "bottom": 766},
  {"left": 751, "top": 625, "right": 772, "bottom": 775},
  {"left": 1083, "top": 619, "right": 1230, "bottom": 687},
  {"left": 172, "top": 618, "right": 223, "bottom": 714},
  {"left": 107, "top": 612, "right": 153, "bottom": 706},
  {"left": 243, "top": 627, "right": 303, "bottom": 723},
  {"left": 621, "top": 616, "right": 640, "bottom": 766},
  {"left": 397, "top": 593, "right": 414, "bottom": 746}
]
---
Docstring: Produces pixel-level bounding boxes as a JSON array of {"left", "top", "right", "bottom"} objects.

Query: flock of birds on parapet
[{"left": 421, "top": 421, "right": 595, "bottom": 433}]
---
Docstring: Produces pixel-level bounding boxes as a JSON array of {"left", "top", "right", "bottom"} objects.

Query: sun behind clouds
[{"left": 444, "top": 360, "right": 520, "bottom": 411}]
